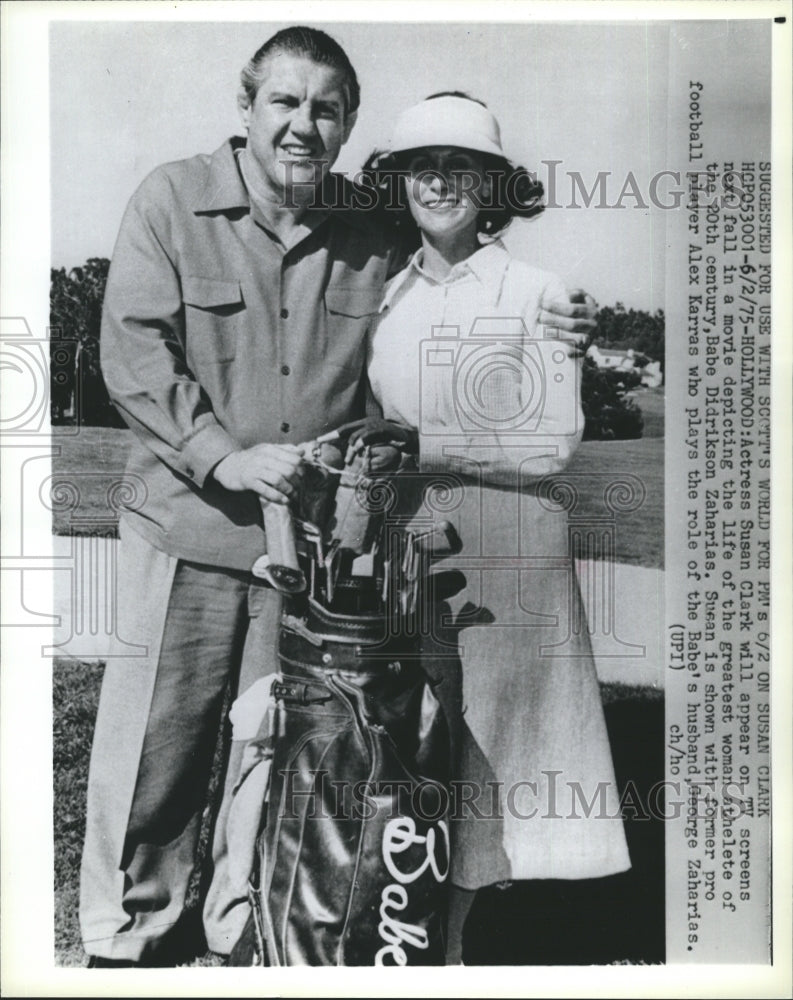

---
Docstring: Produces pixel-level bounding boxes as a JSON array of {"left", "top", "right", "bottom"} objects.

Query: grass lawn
[
  {"left": 565, "top": 436, "right": 664, "bottom": 569},
  {"left": 51, "top": 414, "right": 664, "bottom": 569},
  {"left": 630, "top": 385, "right": 665, "bottom": 439},
  {"left": 53, "top": 660, "right": 103, "bottom": 967},
  {"left": 54, "top": 658, "right": 663, "bottom": 967}
]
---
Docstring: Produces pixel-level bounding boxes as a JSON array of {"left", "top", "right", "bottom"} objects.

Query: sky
[{"left": 49, "top": 19, "right": 675, "bottom": 312}]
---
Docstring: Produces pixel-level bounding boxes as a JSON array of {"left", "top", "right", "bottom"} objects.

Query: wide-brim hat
[{"left": 389, "top": 95, "right": 507, "bottom": 160}]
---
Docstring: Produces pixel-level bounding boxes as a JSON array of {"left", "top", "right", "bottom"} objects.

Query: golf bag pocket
[{"left": 234, "top": 642, "right": 451, "bottom": 966}]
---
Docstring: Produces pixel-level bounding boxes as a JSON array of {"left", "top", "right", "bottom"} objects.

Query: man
[{"left": 81, "top": 25, "right": 597, "bottom": 967}]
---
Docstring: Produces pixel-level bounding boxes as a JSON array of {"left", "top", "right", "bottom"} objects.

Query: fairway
[{"left": 566, "top": 436, "right": 664, "bottom": 569}]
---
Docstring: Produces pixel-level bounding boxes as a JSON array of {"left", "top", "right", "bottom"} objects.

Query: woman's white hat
[{"left": 389, "top": 95, "right": 506, "bottom": 159}]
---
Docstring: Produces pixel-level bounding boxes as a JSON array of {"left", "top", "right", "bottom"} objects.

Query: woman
[{"left": 354, "top": 93, "right": 631, "bottom": 962}]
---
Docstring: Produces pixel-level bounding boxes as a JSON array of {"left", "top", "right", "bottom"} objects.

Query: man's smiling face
[{"left": 239, "top": 52, "right": 355, "bottom": 204}]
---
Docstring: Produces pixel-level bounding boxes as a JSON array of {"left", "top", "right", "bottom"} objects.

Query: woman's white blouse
[{"left": 367, "top": 240, "right": 585, "bottom": 487}]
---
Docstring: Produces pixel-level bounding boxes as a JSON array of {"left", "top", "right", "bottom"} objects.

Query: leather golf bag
[{"left": 229, "top": 436, "right": 459, "bottom": 966}]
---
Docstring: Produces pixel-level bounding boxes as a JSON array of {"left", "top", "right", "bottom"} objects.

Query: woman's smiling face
[{"left": 403, "top": 146, "right": 490, "bottom": 244}]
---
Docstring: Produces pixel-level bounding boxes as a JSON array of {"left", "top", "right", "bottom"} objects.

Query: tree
[
  {"left": 580, "top": 357, "right": 644, "bottom": 441},
  {"left": 50, "top": 258, "right": 125, "bottom": 426}
]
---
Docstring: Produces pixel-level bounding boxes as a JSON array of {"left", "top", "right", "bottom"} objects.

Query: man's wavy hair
[
  {"left": 361, "top": 92, "right": 545, "bottom": 256},
  {"left": 239, "top": 26, "right": 360, "bottom": 115}
]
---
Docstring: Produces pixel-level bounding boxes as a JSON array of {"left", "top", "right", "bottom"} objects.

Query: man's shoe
[{"left": 86, "top": 955, "right": 139, "bottom": 968}]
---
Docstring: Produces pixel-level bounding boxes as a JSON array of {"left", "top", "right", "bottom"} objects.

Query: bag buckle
[{"left": 272, "top": 680, "right": 332, "bottom": 706}]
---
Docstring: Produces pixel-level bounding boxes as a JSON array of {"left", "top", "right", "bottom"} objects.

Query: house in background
[{"left": 586, "top": 345, "right": 664, "bottom": 389}]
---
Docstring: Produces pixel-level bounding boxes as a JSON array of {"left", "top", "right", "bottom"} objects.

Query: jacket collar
[
  {"left": 192, "top": 137, "right": 250, "bottom": 214},
  {"left": 192, "top": 137, "right": 375, "bottom": 234}
]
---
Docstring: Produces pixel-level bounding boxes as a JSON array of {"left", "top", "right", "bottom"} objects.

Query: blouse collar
[{"left": 379, "top": 238, "right": 511, "bottom": 312}]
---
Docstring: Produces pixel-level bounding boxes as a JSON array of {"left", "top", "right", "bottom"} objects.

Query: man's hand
[
  {"left": 212, "top": 443, "right": 304, "bottom": 504},
  {"left": 538, "top": 288, "right": 598, "bottom": 356}
]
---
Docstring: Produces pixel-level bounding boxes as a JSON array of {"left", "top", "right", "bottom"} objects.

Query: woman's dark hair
[
  {"left": 239, "top": 26, "right": 360, "bottom": 115},
  {"left": 360, "top": 92, "right": 545, "bottom": 254}
]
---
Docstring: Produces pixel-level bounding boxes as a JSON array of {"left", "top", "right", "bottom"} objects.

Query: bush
[{"left": 580, "top": 358, "right": 644, "bottom": 441}]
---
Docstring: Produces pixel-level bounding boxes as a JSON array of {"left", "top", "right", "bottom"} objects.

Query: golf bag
[{"left": 228, "top": 431, "right": 459, "bottom": 966}]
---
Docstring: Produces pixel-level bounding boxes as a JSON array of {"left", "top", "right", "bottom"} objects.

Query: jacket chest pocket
[
  {"left": 324, "top": 286, "right": 382, "bottom": 374},
  {"left": 183, "top": 276, "right": 245, "bottom": 363}
]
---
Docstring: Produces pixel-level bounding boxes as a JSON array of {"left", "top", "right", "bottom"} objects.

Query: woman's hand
[
  {"left": 538, "top": 289, "right": 598, "bottom": 356},
  {"left": 344, "top": 418, "right": 419, "bottom": 467}
]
